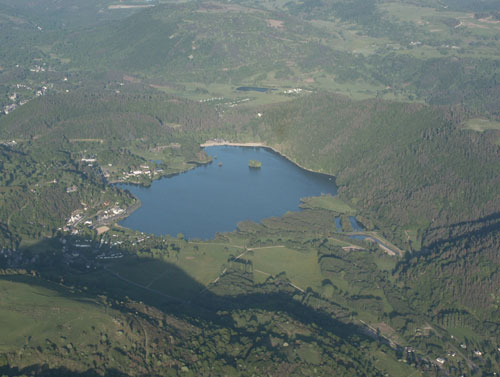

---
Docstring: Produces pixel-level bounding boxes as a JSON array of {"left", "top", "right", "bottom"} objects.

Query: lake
[
  {"left": 118, "top": 146, "right": 337, "bottom": 239},
  {"left": 236, "top": 86, "right": 272, "bottom": 92}
]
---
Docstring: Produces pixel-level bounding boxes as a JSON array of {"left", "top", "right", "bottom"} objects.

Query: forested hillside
[
  {"left": 399, "top": 217, "right": 500, "bottom": 326},
  {"left": 233, "top": 93, "right": 500, "bottom": 246},
  {"left": 0, "top": 140, "right": 133, "bottom": 248},
  {"left": 0, "top": 90, "right": 225, "bottom": 139}
]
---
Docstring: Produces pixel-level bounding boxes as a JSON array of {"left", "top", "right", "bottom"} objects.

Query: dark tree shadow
[{"left": 0, "top": 364, "right": 128, "bottom": 377}]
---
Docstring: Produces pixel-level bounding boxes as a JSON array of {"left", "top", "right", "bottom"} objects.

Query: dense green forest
[
  {"left": 249, "top": 93, "right": 500, "bottom": 238},
  {"left": 0, "top": 0, "right": 500, "bottom": 375}
]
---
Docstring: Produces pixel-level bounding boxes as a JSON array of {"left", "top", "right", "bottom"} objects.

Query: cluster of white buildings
[
  {"left": 3, "top": 104, "right": 17, "bottom": 115},
  {"left": 97, "top": 252, "right": 123, "bottom": 260},
  {"left": 199, "top": 97, "right": 224, "bottom": 103},
  {"left": 35, "top": 84, "right": 52, "bottom": 97},
  {"left": 283, "top": 88, "right": 303, "bottom": 94},
  {"left": 2, "top": 83, "right": 52, "bottom": 115},
  {"left": 29, "top": 65, "right": 46, "bottom": 73},
  {"left": 16, "top": 83, "right": 32, "bottom": 90},
  {"left": 0, "top": 140, "right": 16, "bottom": 147},
  {"left": 226, "top": 98, "right": 250, "bottom": 108},
  {"left": 99, "top": 206, "right": 125, "bottom": 221},
  {"left": 111, "top": 207, "right": 125, "bottom": 216},
  {"left": 66, "top": 213, "right": 83, "bottom": 226},
  {"left": 122, "top": 165, "right": 152, "bottom": 179}
]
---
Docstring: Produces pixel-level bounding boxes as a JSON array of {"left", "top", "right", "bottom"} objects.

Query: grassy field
[
  {"left": 149, "top": 81, "right": 306, "bottom": 106},
  {"left": 464, "top": 118, "right": 500, "bottom": 132},
  {"left": 300, "top": 194, "right": 357, "bottom": 214},
  {"left": 101, "top": 242, "right": 323, "bottom": 299},
  {"left": 372, "top": 348, "right": 423, "bottom": 377},
  {"left": 250, "top": 246, "right": 323, "bottom": 290},
  {"left": 0, "top": 276, "right": 120, "bottom": 352}
]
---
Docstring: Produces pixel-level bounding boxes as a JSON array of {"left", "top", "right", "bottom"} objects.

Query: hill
[
  {"left": 0, "top": 89, "right": 224, "bottom": 140},
  {"left": 0, "top": 271, "right": 407, "bottom": 377},
  {"left": 46, "top": 1, "right": 500, "bottom": 112},
  {"left": 2, "top": 89, "right": 499, "bottom": 250},
  {"left": 216, "top": 92, "right": 500, "bottom": 248}
]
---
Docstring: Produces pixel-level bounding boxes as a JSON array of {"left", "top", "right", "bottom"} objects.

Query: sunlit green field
[
  {"left": 464, "top": 118, "right": 500, "bottom": 132},
  {"left": 0, "top": 277, "right": 119, "bottom": 352}
]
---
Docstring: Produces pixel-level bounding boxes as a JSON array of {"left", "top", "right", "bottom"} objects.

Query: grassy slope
[
  {"left": 0, "top": 271, "right": 410, "bottom": 377},
  {"left": 300, "top": 194, "right": 357, "bottom": 215},
  {"left": 0, "top": 275, "right": 151, "bottom": 374},
  {"left": 0, "top": 278, "right": 118, "bottom": 351}
]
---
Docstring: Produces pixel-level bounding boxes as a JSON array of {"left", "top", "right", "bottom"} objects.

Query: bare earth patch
[
  {"left": 478, "top": 17, "right": 500, "bottom": 24},
  {"left": 197, "top": 2, "right": 261, "bottom": 14},
  {"left": 123, "top": 75, "right": 141, "bottom": 83},
  {"left": 267, "top": 19, "right": 284, "bottom": 29},
  {"left": 108, "top": 4, "right": 155, "bottom": 10},
  {"left": 97, "top": 226, "right": 110, "bottom": 235}
]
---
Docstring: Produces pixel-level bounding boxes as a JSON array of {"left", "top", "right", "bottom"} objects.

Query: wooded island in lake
[{"left": 248, "top": 160, "right": 262, "bottom": 168}]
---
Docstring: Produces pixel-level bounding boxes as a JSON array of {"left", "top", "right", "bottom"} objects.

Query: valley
[{"left": 0, "top": 0, "right": 499, "bottom": 375}]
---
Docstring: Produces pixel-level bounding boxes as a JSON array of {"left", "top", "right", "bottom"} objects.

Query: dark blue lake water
[
  {"left": 118, "top": 146, "right": 337, "bottom": 239},
  {"left": 236, "top": 86, "right": 271, "bottom": 92}
]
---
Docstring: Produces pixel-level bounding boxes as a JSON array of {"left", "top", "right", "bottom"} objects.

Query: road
[{"left": 345, "top": 231, "right": 404, "bottom": 256}]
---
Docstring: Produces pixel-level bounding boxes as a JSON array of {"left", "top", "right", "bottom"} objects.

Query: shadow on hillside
[
  {"left": 422, "top": 211, "right": 500, "bottom": 250},
  {"left": 0, "top": 235, "right": 386, "bottom": 373},
  {"left": 0, "top": 364, "right": 128, "bottom": 377},
  {"left": 1, "top": 236, "right": 363, "bottom": 330}
]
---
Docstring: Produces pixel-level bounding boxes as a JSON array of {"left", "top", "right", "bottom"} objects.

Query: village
[
  {"left": 2, "top": 75, "right": 56, "bottom": 115},
  {"left": 0, "top": 55, "right": 73, "bottom": 118}
]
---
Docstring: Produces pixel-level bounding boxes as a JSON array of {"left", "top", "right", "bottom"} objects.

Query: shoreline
[
  {"left": 114, "top": 141, "right": 337, "bottom": 237},
  {"left": 200, "top": 141, "right": 336, "bottom": 179}
]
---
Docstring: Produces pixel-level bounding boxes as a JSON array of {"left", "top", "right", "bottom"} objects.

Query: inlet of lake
[{"left": 117, "top": 146, "right": 337, "bottom": 239}]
